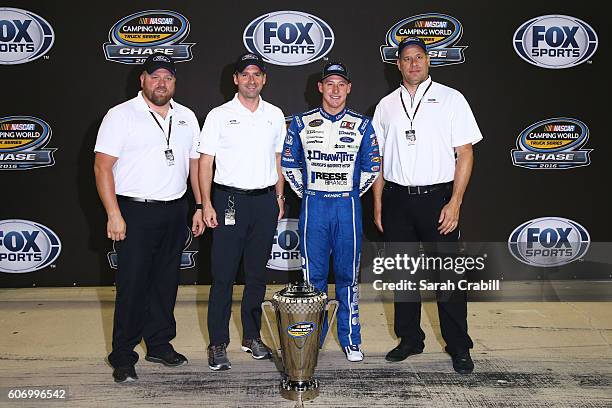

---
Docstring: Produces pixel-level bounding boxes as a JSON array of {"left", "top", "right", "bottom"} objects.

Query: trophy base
[{"left": 280, "top": 378, "right": 319, "bottom": 401}]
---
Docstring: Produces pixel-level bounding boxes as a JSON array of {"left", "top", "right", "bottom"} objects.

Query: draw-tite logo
[
  {"left": 380, "top": 13, "right": 466, "bottom": 65},
  {"left": 0, "top": 8, "right": 54, "bottom": 65},
  {"left": 103, "top": 10, "right": 194, "bottom": 64},
  {"left": 508, "top": 217, "right": 590, "bottom": 267},
  {"left": 244, "top": 11, "right": 334, "bottom": 66},
  {"left": 511, "top": 118, "right": 592, "bottom": 169},
  {"left": 513, "top": 15, "right": 597, "bottom": 69},
  {"left": 0, "top": 116, "right": 57, "bottom": 170},
  {"left": 0, "top": 219, "right": 62, "bottom": 273}
]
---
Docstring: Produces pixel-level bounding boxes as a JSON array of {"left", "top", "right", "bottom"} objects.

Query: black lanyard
[
  {"left": 399, "top": 81, "right": 432, "bottom": 130},
  {"left": 149, "top": 111, "right": 173, "bottom": 148}
]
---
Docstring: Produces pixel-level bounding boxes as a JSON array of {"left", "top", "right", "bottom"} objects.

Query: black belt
[
  {"left": 386, "top": 181, "right": 452, "bottom": 195},
  {"left": 117, "top": 195, "right": 184, "bottom": 204},
  {"left": 214, "top": 183, "right": 275, "bottom": 196}
]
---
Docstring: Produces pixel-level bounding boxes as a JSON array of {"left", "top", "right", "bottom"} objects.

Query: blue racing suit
[{"left": 281, "top": 107, "right": 380, "bottom": 347}]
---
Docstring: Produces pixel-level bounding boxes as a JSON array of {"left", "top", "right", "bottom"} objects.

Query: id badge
[
  {"left": 405, "top": 129, "right": 416, "bottom": 145},
  {"left": 164, "top": 148, "right": 175, "bottom": 166},
  {"left": 224, "top": 209, "right": 236, "bottom": 225}
]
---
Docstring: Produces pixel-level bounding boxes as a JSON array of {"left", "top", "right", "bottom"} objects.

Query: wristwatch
[{"left": 195, "top": 203, "right": 203, "bottom": 210}]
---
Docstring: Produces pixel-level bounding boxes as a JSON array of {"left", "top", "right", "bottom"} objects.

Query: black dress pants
[
  {"left": 207, "top": 188, "right": 279, "bottom": 345},
  {"left": 108, "top": 197, "right": 188, "bottom": 368},
  {"left": 382, "top": 182, "right": 473, "bottom": 354}
]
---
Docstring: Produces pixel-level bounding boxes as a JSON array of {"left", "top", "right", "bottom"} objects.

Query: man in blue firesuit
[{"left": 281, "top": 62, "right": 380, "bottom": 362}]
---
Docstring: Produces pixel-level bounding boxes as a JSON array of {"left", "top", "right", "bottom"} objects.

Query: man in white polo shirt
[
  {"left": 198, "top": 52, "right": 286, "bottom": 371},
  {"left": 372, "top": 37, "right": 482, "bottom": 374},
  {"left": 94, "top": 54, "right": 204, "bottom": 383}
]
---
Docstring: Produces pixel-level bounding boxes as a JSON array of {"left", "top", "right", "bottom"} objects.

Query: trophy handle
[
  {"left": 322, "top": 299, "right": 339, "bottom": 347},
  {"left": 261, "top": 301, "right": 281, "bottom": 354}
]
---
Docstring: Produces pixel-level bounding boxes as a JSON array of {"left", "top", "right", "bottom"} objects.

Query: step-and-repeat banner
[{"left": 0, "top": 1, "right": 608, "bottom": 287}]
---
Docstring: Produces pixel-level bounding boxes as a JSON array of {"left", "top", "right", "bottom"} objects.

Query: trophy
[{"left": 262, "top": 282, "right": 338, "bottom": 405}]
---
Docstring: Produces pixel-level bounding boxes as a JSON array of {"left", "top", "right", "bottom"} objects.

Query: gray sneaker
[
  {"left": 208, "top": 343, "right": 231, "bottom": 371},
  {"left": 241, "top": 338, "right": 272, "bottom": 360}
]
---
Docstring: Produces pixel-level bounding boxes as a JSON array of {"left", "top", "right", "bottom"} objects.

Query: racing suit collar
[{"left": 319, "top": 107, "right": 347, "bottom": 122}]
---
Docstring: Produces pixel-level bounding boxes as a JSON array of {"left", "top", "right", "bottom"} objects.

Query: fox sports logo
[
  {"left": 513, "top": 15, "right": 597, "bottom": 69},
  {"left": 0, "top": 219, "right": 61, "bottom": 273},
  {"left": 0, "top": 8, "right": 55, "bottom": 65},
  {"left": 244, "top": 11, "right": 334, "bottom": 66},
  {"left": 508, "top": 217, "right": 590, "bottom": 267}
]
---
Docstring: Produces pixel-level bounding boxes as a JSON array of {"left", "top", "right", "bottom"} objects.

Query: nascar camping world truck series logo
[
  {"left": 511, "top": 118, "right": 592, "bottom": 170},
  {"left": 0, "top": 116, "right": 56, "bottom": 170},
  {"left": 381, "top": 13, "right": 466, "bottom": 66},
  {"left": 103, "top": 10, "right": 194, "bottom": 64}
]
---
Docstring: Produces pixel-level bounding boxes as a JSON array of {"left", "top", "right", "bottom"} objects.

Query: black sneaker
[
  {"left": 385, "top": 339, "right": 424, "bottom": 362},
  {"left": 145, "top": 350, "right": 188, "bottom": 367},
  {"left": 449, "top": 349, "right": 474, "bottom": 374},
  {"left": 241, "top": 338, "right": 272, "bottom": 360},
  {"left": 208, "top": 343, "right": 231, "bottom": 371},
  {"left": 113, "top": 366, "right": 138, "bottom": 383}
]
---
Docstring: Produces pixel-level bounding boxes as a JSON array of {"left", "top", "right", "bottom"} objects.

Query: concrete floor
[{"left": 0, "top": 285, "right": 611, "bottom": 407}]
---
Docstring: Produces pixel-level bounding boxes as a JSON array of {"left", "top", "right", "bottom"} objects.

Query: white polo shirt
[
  {"left": 94, "top": 91, "right": 200, "bottom": 200},
  {"left": 372, "top": 76, "right": 482, "bottom": 186},
  {"left": 198, "top": 94, "right": 286, "bottom": 189}
]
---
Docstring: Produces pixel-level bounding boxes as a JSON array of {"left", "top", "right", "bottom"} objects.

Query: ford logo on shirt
[
  {"left": 508, "top": 217, "right": 590, "bottom": 267},
  {"left": 513, "top": 15, "right": 598, "bottom": 69},
  {"left": 340, "top": 137, "right": 354, "bottom": 143},
  {"left": 0, "top": 8, "right": 55, "bottom": 65},
  {"left": 243, "top": 11, "right": 334, "bottom": 66}
]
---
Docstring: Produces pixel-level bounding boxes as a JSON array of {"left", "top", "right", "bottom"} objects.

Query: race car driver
[{"left": 281, "top": 62, "right": 380, "bottom": 362}]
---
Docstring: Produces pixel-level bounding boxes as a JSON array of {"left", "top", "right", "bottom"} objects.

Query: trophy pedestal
[{"left": 280, "top": 378, "right": 319, "bottom": 401}]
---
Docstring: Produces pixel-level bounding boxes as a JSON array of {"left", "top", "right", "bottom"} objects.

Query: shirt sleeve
[
  {"left": 281, "top": 115, "right": 304, "bottom": 197},
  {"left": 197, "top": 109, "right": 220, "bottom": 156},
  {"left": 372, "top": 102, "right": 386, "bottom": 156},
  {"left": 358, "top": 120, "right": 381, "bottom": 196},
  {"left": 188, "top": 110, "right": 201, "bottom": 159},
  {"left": 275, "top": 109, "right": 287, "bottom": 153},
  {"left": 94, "top": 108, "right": 126, "bottom": 158},
  {"left": 450, "top": 92, "right": 483, "bottom": 147}
]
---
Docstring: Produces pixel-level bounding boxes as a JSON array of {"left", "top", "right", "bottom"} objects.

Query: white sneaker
[{"left": 344, "top": 345, "right": 364, "bottom": 362}]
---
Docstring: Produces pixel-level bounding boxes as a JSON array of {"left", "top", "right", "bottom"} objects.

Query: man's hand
[
  {"left": 373, "top": 202, "right": 383, "bottom": 233},
  {"left": 203, "top": 204, "right": 218, "bottom": 228},
  {"left": 277, "top": 197, "right": 285, "bottom": 221},
  {"left": 192, "top": 209, "right": 205, "bottom": 236},
  {"left": 107, "top": 213, "right": 126, "bottom": 241},
  {"left": 438, "top": 198, "right": 460, "bottom": 235}
]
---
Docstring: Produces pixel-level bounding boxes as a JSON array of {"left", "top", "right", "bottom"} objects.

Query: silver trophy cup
[{"left": 262, "top": 282, "right": 338, "bottom": 402}]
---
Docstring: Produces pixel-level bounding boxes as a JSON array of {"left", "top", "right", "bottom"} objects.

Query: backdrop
[{"left": 0, "top": 0, "right": 607, "bottom": 287}]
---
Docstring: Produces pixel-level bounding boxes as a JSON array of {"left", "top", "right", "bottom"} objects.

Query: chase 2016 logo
[
  {"left": 268, "top": 218, "right": 301, "bottom": 271},
  {"left": 508, "top": 217, "right": 590, "bottom": 267},
  {"left": 513, "top": 15, "right": 598, "bottom": 69},
  {"left": 244, "top": 11, "right": 334, "bottom": 66},
  {"left": 103, "top": 10, "right": 194, "bottom": 64},
  {"left": 380, "top": 13, "right": 466, "bottom": 65},
  {"left": 0, "top": 116, "right": 56, "bottom": 170},
  {"left": 0, "top": 8, "right": 54, "bottom": 65},
  {"left": 511, "top": 118, "right": 592, "bottom": 169},
  {"left": 0, "top": 219, "right": 61, "bottom": 273}
]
